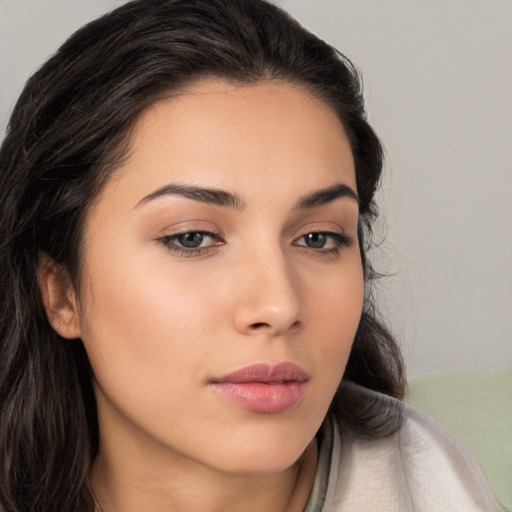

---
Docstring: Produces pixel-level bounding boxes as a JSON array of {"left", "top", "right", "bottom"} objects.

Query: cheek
[
  {"left": 306, "top": 256, "right": 364, "bottom": 374},
  {"left": 308, "top": 247, "right": 364, "bottom": 321},
  {"left": 76, "top": 247, "right": 222, "bottom": 403},
  {"left": 77, "top": 275, "right": 222, "bottom": 442}
]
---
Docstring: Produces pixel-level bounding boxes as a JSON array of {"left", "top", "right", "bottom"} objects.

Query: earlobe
[{"left": 37, "top": 255, "right": 82, "bottom": 340}]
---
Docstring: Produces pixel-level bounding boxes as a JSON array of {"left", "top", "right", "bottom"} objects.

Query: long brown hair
[{"left": 0, "top": 1, "right": 405, "bottom": 510}]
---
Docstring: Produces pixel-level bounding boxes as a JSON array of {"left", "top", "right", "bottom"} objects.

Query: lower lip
[{"left": 210, "top": 381, "right": 307, "bottom": 413}]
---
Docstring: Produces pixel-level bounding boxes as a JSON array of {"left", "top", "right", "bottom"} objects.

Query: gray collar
[{"left": 304, "top": 415, "right": 334, "bottom": 512}]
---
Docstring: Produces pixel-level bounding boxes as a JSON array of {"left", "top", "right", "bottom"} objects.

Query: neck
[{"left": 89, "top": 438, "right": 318, "bottom": 512}]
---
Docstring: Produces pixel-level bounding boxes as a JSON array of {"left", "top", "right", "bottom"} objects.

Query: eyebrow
[
  {"left": 295, "top": 183, "right": 358, "bottom": 209},
  {"left": 136, "top": 183, "right": 246, "bottom": 210},
  {"left": 136, "top": 182, "right": 358, "bottom": 210}
]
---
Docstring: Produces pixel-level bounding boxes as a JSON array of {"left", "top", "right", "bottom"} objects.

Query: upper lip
[{"left": 210, "top": 362, "right": 310, "bottom": 384}]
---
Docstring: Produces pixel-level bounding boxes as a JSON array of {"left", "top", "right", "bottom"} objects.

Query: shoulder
[
  {"left": 323, "top": 384, "right": 504, "bottom": 511},
  {"left": 395, "top": 402, "right": 503, "bottom": 509}
]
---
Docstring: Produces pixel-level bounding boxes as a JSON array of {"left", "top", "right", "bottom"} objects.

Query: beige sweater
[{"left": 305, "top": 389, "right": 504, "bottom": 511}]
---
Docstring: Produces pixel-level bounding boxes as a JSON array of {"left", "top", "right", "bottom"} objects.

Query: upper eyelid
[
  {"left": 295, "top": 227, "right": 342, "bottom": 235},
  {"left": 165, "top": 229, "right": 218, "bottom": 237},
  {"left": 292, "top": 227, "right": 345, "bottom": 240},
  {"left": 157, "top": 222, "right": 220, "bottom": 234}
]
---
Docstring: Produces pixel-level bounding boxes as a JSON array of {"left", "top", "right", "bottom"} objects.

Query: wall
[
  {"left": 277, "top": 0, "right": 512, "bottom": 377},
  {"left": 1, "top": 0, "right": 510, "bottom": 377}
]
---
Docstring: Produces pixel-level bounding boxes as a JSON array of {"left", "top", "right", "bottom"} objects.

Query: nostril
[
  {"left": 250, "top": 322, "right": 270, "bottom": 330},
  {"left": 248, "top": 320, "right": 301, "bottom": 334}
]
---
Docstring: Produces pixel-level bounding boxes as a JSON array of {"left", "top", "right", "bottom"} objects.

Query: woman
[{"left": 0, "top": 0, "right": 502, "bottom": 511}]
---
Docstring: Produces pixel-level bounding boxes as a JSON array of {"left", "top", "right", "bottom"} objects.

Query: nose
[{"left": 232, "top": 248, "right": 302, "bottom": 337}]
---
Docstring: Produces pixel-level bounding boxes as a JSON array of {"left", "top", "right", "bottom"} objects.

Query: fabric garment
[{"left": 304, "top": 386, "right": 504, "bottom": 511}]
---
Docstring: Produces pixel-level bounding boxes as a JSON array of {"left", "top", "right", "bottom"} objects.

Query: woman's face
[{"left": 75, "top": 79, "right": 363, "bottom": 474}]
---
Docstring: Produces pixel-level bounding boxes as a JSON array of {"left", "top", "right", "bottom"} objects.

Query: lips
[{"left": 209, "top": 362, "right": 309, "bottom": 413}]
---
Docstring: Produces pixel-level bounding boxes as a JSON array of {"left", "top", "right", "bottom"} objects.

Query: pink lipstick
[{"left": 209, "top": 362, "right": 309, "bottom": 413}]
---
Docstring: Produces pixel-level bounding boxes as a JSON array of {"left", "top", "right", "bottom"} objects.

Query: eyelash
[
  {"left": 296, "top": 231, "right": 354, "bottom": 256},
  {"left": 157, "top": 230, "right": 354, "bottom": 258},
  {"left": 157, "top": 231, "right": 223, "bottom": 257}
]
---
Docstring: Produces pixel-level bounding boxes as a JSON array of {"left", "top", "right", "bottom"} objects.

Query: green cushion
[{"left": 406, "top": 368, "right": 512, "bottom": 511}]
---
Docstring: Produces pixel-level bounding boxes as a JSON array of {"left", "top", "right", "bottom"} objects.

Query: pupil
[
  {"left": 178, "top": 232, "right": 203, "bottom": 248},
  {"left": 306, "top": 233, "right": 326, "bottom": 248}
]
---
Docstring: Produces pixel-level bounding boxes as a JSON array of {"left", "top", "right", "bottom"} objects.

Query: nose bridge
[{"left": 233, "top": 241, "right": 302, "bottom": 335}]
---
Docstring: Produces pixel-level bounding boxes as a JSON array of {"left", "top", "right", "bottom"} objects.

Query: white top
[{"left": 306, "top": 387, "right": 504, "bottom": 511}]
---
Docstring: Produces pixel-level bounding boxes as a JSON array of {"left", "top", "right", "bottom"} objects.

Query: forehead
[{"left": 99, "top": 79, "right": 356, "bottom": 207}]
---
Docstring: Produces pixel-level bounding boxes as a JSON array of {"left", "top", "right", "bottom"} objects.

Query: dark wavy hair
[{"left": 0, "top": 0, "right": 405, "bottom": 510}]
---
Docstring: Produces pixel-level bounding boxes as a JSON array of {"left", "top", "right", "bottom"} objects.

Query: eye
[
  {"left": 303, "top": 232, "right": 329, "bottom": 249},
  {"left": 157, "top": 230, "right": 223, "bottom": 256},
  {"left": 175, "top": 232, "right": 207, "bottom": 248},
  {"left": 295, "top": 231, "right": 353, "bottom": 253}
]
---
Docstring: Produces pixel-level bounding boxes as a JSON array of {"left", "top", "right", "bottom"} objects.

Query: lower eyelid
[{"left": 171, "top": 246, "right": 212, "bottom": 257}]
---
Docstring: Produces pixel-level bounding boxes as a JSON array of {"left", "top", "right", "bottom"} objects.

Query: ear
[{"left": 37, "top": 254, "right": 82, "bottom": 340}]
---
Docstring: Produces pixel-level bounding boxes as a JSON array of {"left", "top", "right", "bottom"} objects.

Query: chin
[{"left": 199, "top": 422, "right": 316, "bottom": 476}]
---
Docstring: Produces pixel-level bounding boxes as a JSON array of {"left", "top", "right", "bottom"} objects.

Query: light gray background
[{"left": 1, "top": 0, "right": 510, "bottom": 378}]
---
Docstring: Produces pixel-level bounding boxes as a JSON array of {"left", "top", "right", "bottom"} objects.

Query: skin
[{"left": 40, "top": 79, "right": 364, "bottom": 512}]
